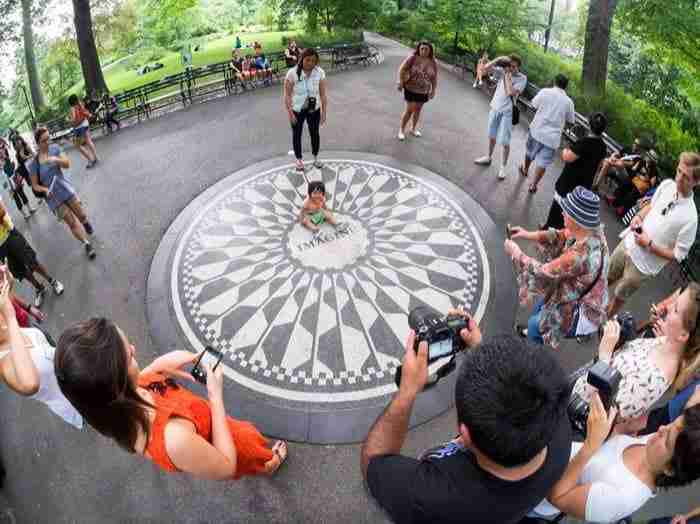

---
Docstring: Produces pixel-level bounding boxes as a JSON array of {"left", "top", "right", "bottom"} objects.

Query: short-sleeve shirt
[
  {"left": 490, "top": 68, "right": 528, "bottom": 114},
  {"left": 624, "top": 179, "right": 698, "bottom": 274},
  {"left": 403, "top": 57, "right": 437, "bottom": 95},
  {"left": 0, "top": 207, "right": 13, "bottom": 246},
  {"left": 554, "top": 135, "right": 608, "bottom": 196},
  {"left": 26, "top": 144, "right": 76, "bottom": 212},
  {"left": 286, "top": 66, "right": 325, "bottom": 112},
  {"left": 366, "top": 415, "right": 571, "bottom": 524},
  {"left": 529, "top": 87, "right": 576, "bottom": 149}
]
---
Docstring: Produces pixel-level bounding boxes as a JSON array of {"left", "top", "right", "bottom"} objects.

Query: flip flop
[
  {"left": 266, "top": 440, "right": 288, "bottom": 475},
  {"left": 519, "top": 165, "right": 528, "bottom": 178}
]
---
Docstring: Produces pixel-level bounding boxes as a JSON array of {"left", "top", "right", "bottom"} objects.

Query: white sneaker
[
  {"left": 474, "top": 156, "right": 492, "bottom": 166},
  {"left": 51, "top": 279, "right": 65, "bottom": 295},
  {"left": 472, "top": 81, "right": 478, "bottom": 88},
  {"left": 498, "top": 166, "right": 507, "bottom": 180},
  {"left": 411, "top": 129, "right": 422, "bottom": 137},
  {"left": 33, "top": 287, "right": 47, "bottom": 308},
  {"left": 398, "top": 131, "right": 406, "bottom": 141}
]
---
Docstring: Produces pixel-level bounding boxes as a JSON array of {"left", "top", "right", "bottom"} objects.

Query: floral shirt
[
  {"left": 403, "top": 57, "right": 437, "bottom": 95},
  {"left": 513, "top": 227, "right": 609, "bottom": 348},
  {"left": 573, "top": 337, "right": 672, "bottom": 420}
]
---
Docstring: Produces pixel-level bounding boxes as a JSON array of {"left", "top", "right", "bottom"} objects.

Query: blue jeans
[
  {"left": 527, "top": 298, "right": 577, "bottom": 345},
  {"left": 527, "top": 298, "right": 546, "bottom": 345}
]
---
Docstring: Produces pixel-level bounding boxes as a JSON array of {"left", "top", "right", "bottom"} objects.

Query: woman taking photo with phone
[
  {"left": 28, "top": 127, "right": 97, "bottom": 259},
  {"left": 396, "top": 41, "right": 438, "bottom": 141},
  {"left": 284, "top": 47, "right": 327, "bottom": 173},
  {"left": 54, "top": 319, "right": 288, "bottom": 479}
]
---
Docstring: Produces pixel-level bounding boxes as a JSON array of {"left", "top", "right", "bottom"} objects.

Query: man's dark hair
[
  {"left": 308, "top": 180, "right": 326, "bottom": 196},
  {"left": 656, "top": 404, "right": 700, "bottom": 489},
  {"left": 589, "top": 112, "right": 608, "bottom": 136},
  {"left": 455, "top": 336, "right": 569, "bottom": 467},
  {"left": 68, "top": 94, "right": 79, "bottom": 106},
  {"left": 509, "top": 54, "right": 522, "bottom": 67},
  {"left": 555, "top": 74, "right": 569, "bottom": 90}
]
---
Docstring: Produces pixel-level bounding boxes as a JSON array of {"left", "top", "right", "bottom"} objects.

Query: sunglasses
[{"left": 145, "top": 377, "right": 179, "bottom": 396}]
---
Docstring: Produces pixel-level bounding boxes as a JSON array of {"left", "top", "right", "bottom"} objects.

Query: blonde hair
[
  {"left": 674, "top": 282, "right": 700, "bottom": 391},
  {"left": 680, "top": 152, "right": 700, "bottom": 182}
]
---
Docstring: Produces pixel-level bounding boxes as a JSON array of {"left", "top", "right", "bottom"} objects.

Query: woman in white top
[
  {"left": 541, "top": 391, "right": 700, "bottom": 523},
  {"left": 0, "top": 266, "right": 82, "bottom": 428},
  {"left": 573, "top": 283, "right": 700, "bottom": 431},
  {"left": 284, "top": 47, "right": 327, "bottom": 173}
]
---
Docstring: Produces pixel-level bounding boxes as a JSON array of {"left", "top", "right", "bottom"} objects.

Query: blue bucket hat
[{"left": 559, "top": 186, "right": 600, "bottom": 229}]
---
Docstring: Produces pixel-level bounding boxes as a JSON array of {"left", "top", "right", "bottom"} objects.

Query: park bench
[
  {"left": 331, "top": 43, "right": 372, "bottom": 70},
  {"left": 112, "top": 87, "right": 150, "bottom": 124},
  {"left": 267, "top": 52, "right": 288, "bottom": 82},
  {"left": 183, "top": 62, "right": 233, "bottom": 104},
  {"left": 140, "top": 73, "right": 189, "bottom": 119},
  {"left": 45, "top": 117, "right": 74, "bottom": 143}
]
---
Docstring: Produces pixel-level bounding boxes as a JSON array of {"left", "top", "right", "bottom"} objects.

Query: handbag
[{"left": 512, "top": 96, "right": 520, "bottom": 126}]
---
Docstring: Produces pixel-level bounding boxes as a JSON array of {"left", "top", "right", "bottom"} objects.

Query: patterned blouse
[
  {"left": 513, "top": 227, "right": 609, "bottom": 348},
  {"left": 573, "top": 337, "right": 672, "bottom": 420}
]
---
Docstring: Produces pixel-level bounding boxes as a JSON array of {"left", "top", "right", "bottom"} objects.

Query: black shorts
[
  {"left": 0, "top": 229, "right": 38, "bottom": 281},
  {"left": 403, "top": 89, "right": 429, "bottom": 104}
]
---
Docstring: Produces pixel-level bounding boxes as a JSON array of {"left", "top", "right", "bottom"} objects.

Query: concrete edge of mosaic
[{"left": 146, "top": 151, "right": 518, "bottom": 444}]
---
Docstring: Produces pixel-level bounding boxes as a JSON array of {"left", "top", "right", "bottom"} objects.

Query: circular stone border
[{"left": 146, "top": 152, "right": 517, "bottom": 444}]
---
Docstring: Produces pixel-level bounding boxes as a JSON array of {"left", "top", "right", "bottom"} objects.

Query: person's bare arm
[
  {"left": 319, "top": 78, "right": 328, "bottom": 124},
  {"left": 48, "top": 153, "right": 70, "bottom": 170},
  {"left": 481, "top": 56, "right": 509, "bottom": 74},
  {"left": 561, "top": 148, "right": 580, "bottom": 163},
  {"left": 0, "top": 276, "right": 39, "bottom": 396},
  {"left": 284, "top": 78, "right": 296, "bottom": 123},
  {"left": 30, "top": 173, "right": 49, "bottom": 197},
  {"left": 396, "top": 56, "right": 410, "bottom": 85},
  {"left": 141, "top": 350, "right": 199, "bottom": 382}
]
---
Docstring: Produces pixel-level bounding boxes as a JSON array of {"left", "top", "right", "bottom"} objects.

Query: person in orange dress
[{"left": 54, "top": 318, "right": 287, "bottom": 479}]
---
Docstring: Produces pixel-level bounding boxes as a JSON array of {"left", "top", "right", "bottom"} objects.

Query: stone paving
[{"left": 0, "top": 32, "right": 694, "bottom": 523}]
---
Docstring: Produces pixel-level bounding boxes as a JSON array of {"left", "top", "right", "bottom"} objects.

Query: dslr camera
[
  {"left": 306, "top": 96, "right": 317, "bottom": 111},
  {"left": 567, "top": 360, "right": 622, "bottom": 437},
  {"left": 394, "top": 306, "right": 470, "bottom": 389},
  {"left": 598, "top": 311, "right": 637, "bottom": 349}
]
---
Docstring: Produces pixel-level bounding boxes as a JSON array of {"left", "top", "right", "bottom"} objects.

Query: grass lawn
[{"left": 68, "top": 31, "right": 296, "bottom": 96}]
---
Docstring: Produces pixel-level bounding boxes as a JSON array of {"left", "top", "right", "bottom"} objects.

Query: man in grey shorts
[
  {"left": 520, "top": 74, "right": 575, "bottom": 193},
  {"left": 474, "top": 55, "right": 528, "bottom": 180}
]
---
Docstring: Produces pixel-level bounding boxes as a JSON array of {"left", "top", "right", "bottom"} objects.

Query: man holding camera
[
  {"left": 474, "top": 55, "right": 528, "bottom": 180},
  {"left": 607, "top": 152, "right": 700, "bottom": 318},
  {"left": 360, "top": 311, "right": 572, "bottom": 524}
]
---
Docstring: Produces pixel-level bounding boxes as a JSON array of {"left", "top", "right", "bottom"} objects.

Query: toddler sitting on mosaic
[{"left": 300, "top": 181, "right": 347, "bottom": 234}]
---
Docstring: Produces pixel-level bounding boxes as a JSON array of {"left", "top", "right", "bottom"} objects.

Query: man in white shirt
[
  {"left": 608, "top": 152, "right": 700, "bottom": 317},
  {"left": 520, "top": 74, "right": 576, "bottom": 193},
  {"left": 473, "top": 55, "right": 528, "bottom": 180}
]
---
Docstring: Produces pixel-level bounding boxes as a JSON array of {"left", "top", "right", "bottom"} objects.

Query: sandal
[
  {"left": 528, "top": 184, "right": 538, "bottom": 194},
  {"left": 265, "top": 440, "right": 288, "bottom": 475},
  {"left": 519, "top": 165, "right": 528, "bottom": 178}
]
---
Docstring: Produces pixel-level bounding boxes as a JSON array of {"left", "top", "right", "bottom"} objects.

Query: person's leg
[
  {"left": 529, "top": 143, "right": 554, "bottom": 192},
  {"left": 307, "top": 109, "right": 321, "bottom": 159},
  {"left": 410, "top": 103, "right": 424, "bottom": 133},
  {"left": 84, "top": 131, "right": 98, "bottom": 162},
  {"left": 76, "top": 142, "right": 91, "bottom": 161},
  {"left": 322, "top": 208, "right": 337, "bottom": 225},
  {"left": 608, "top": 246, "right": 645, "bottom": 317},
  {"left": 531, "top": 166, "right": 546, "bottom": 190},
  {"left": 301, "top": 216, "right": 319, "bottom": 232},
  {"left": 64, "top": 196, "right": 93, "bottom": 234},
  {"left": 399, "top": 102, "right": 413, "bottom": 137},
  {"left": 11, "top": 188, "right": 24, "bottom": 212},
  {"left": 476, "top": 111, "right": 499, "bottom": 164},
  {"left": 592, "top": 159, "right": 612, "bottom": 191},
  {"left": 520, "top": 134, "right": 536, "bottom": 177},
  {"left": 61, "top": 208, "right": 89, "bottom": 243},
  {"left": 292, "top": 110, "right": 306, "bottom": 161},
  {"left": 527, "top": 298, "right": 546, "bottom": 344},
  {"left": 543, "top": 199, "right": 565, "bottom": 230},
  {"left": 18, "top": 184, "right": 30, "bottom": 208}
]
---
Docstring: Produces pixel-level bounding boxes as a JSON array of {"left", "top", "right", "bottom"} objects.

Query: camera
[
  {"left": 598, "top": 311, "right": 637, "bottom": 350},
  {"left": 567, "top": 360, "right": 622, "bottom": 437},
  {"left": 307, "top": 97, "right": 317, "bottom": 111},
  {"left": 191, "top": 346, "right": 224, "bottom": 384},
  {"left": 408, "top": 306, "right": 469, "bottom": 361}
]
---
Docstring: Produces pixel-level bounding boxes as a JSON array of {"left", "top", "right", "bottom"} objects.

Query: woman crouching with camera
[
  {"left": 54, "top": 319, "right": 288, "bottom": 479},
  {"left": 571, "top": 283, "right": 700, "bottom": 434},
  {"left": 505, "top": 187, "right": 609, "bottom": 348},
  {"left": 284, "top": 48, "right": 327, "bottom": 173},
  {"left": 527, "top": 391, "right": 700, "bottom": 523}
]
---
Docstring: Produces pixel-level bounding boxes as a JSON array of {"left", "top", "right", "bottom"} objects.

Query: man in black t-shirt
[
  {"left": 543, "top": 112, "right": 609, "bottom": 230},
  {"left": 361, "top": 321, "right": 572, "bottom": 524}
]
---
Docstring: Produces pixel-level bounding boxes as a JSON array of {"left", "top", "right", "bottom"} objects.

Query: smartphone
[
  {"left": 620, "top": 154, "right": 641, "bottom": 162},
  {"left": 191, "top": 346, "right": 224, "bottom": 384},
  {"left": 505, "top": 223, "right": 512, "bottom": 240}
]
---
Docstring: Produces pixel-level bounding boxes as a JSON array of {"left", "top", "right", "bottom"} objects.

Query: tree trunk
[
  {"left": 544, "top": 0, "right": 556, "bottom": 53},
  {"left": 20, "top": 0, "right": 46, "bottom": 113},
  {"left": 72, "top": 0, "right": 107, "bottom": 97},
  {"left": 581, "top": 0, "right": 618, "bottom": 97}
]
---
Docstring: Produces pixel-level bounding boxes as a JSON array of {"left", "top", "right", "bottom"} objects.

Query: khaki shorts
[
  {"left": 54, "top": 196, "right": 80, "bottom": 222},
  {"left": 608, "top": 242, "right": 651, "bottom": 300}
]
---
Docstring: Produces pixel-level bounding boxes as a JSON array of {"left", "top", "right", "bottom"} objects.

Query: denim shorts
[
  {"left": 525, "top": 133, "right": 556, "bottom": 168},
  {"left": 487, "top": 110, "right": 513, "bottom": 145}
]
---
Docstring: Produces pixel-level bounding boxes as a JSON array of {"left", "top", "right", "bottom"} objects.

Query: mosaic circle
[{"left": 171, "top": 159, "right": 490, "bottom": 403}]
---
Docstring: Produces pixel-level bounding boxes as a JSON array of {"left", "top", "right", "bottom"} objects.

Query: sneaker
[
  {"left": 29, "top": 206, "right": 37, "bottom": 214},
  {"left": 22, "top": 208, "right": 31, "bottom": 219},
  {"left": 33, "top": 287, "right": 47, "bottom": 308},
  {"left": 51, "top": 279, "right": 65, "bottom": 295},
  {"left": 85, "top": 243, "right": 96, "bottom": 259},
  {"left": 313, "top": 159, "right": 323, "bottom": 169},
  {"left": 398, "top": 131, "right": 406, "bottom": 141},
  {"left": 498, "top": 166, "right": 507, "bottom": 180},
  {"left": 411, "top": 129, "right": 422, "bottom": 137},
  {"left": 86, "top": 161, "right": 95, "bottom": 169},
  {"left": 83, "top": 221, "right": 94, "bottom": 235},
  {"left": 478, "top": 80, "right": 483, "bottom": 86},
  {"left": 474, "top": 156, "right": 492, "bottom": 166},
  {"left": 472, "top": 80, "right": 478, "bottom": 88}
]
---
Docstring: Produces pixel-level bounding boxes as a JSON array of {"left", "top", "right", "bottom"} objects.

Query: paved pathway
[{"left": 0, "top": 33, "right": 692, "bottom": 523}]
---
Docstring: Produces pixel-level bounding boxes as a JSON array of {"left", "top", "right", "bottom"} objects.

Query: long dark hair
[
  {"left": 13, "top": 134, "right": 33, "bottom": 158},
  {"left": 297, "top": 48, "right": 320, "bottom": 80},
  {"left": 55, "top": 318, "right": 153, "bottom": 453},
  {"left": 407, "top": 40, "right": 436, "bottom": 69}
]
